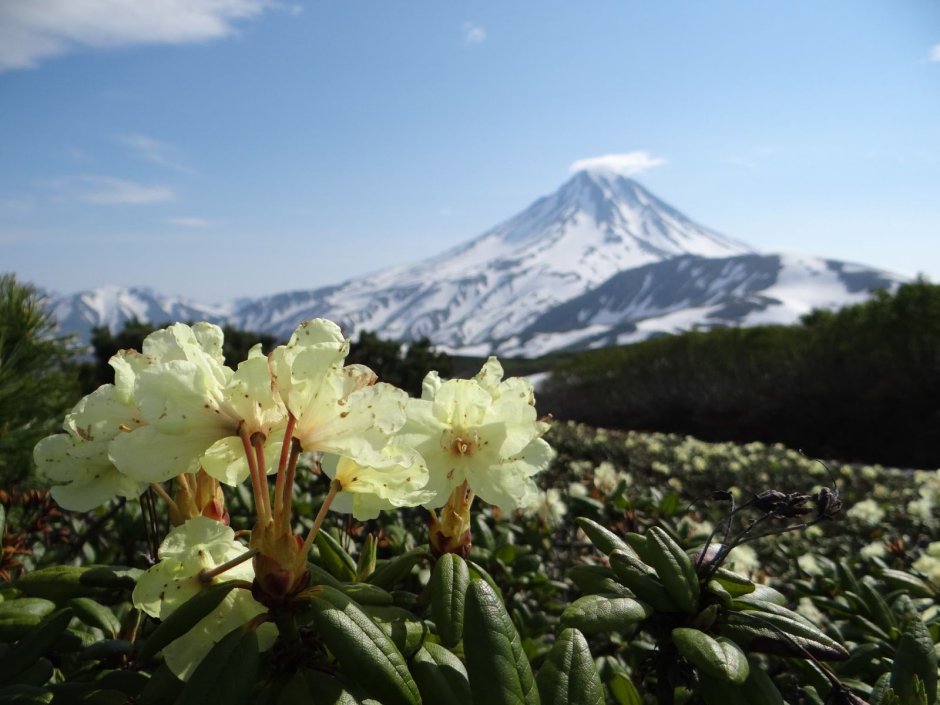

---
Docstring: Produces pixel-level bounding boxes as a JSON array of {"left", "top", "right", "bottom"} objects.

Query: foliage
[
  {"left": 348, "top": 330, "right": 452, "bottom": 397},
  {"left": 0, "top": 274, "right": 79, "bottom": 485},
  {"left": 2, "top": 416, "right": 938, "bottom": 703},
  {"left": 538, "top": 279, "right": 940, "bottom": 468},
  {"left": 2, "top": 314, "right": 939, "bottom": 705}
]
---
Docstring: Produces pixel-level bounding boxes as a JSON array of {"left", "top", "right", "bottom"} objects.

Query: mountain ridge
[{"left": 44, "top": 170, "right": 907, "bottom": 356}]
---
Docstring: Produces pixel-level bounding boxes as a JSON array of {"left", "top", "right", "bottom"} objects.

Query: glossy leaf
[
  {"left": 411, "top": 642, "right": 472, "bottom": 705},
  {"left": 672, "top": 628, "right": 749, "bottom": 684},
  {"left": 300, "top": 585, "right": 420, "bottom": 705},
  {"left": 463, "top": 579, "right": 539, "bottom": 705},
  {"left": 535, "top": 628, "right": 603, "bottom": 705},
  {"left": 430, "top": 554, "right": 469, "bottom": 647},
  {"left": 175, "top": 626, "right": 260, "bottom": 705},
  {"left": 559, "top": 594, "right": 650, "bottom": 633}
]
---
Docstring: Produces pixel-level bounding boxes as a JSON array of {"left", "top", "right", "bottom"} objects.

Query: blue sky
[{"left": 2, "top": 1, "right": 939, "bottom": 303}]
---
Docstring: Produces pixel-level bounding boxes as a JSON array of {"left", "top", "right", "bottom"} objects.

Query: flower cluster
[{"left": 34, "top": 320, "right": 553, "bottom": 678}]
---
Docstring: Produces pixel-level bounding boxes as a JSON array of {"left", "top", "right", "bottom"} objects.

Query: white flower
[
  {"left": 270, "top": 320, "right": 407, "bottom": 467},
  {"left": 132, "top": 517, "right": 276, "bottom": 680},
  {"left": 522, "top": 488, "right": 567, "bottom": 526},
  {"left": 913, "top": 542, "right": 940, "bottom": 584},
  {"left": 321, "top": 446, "right": 434, "bottom": 521},
  {"left": 846, "top": 498, "right": 885, "bottom": 527},
  {"left": 34, "top": 350, "right": 153, "bottom": 510},
  {"left": 110, "top": 325, "right": 286, "bottom": 486},
  {"left": 399, "top": 357, "right": 553, "bottom": 511},
  {"left": 860, "top": 541, "right": 886, "bottom": 559},
  {"left": 567, "top": 482, "right": 589, "bottom": 499}
]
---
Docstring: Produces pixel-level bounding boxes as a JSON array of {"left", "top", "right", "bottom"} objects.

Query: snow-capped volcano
[
  {"left": 235, "top": 170, "right": 757, "bottom": 350},
  {"left": 46, "top": 170, "right": 906, "bottom": 356}
]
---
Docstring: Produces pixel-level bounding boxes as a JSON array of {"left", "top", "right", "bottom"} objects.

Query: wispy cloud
[
  {"left": 569, "top": 151, "right": 666, "bottom": 177},
  {"left": 462, "top": 22, "right": 487, "bottom": 45},
  {"left": 930, "top": 44, "right": 940, "bottom": 62},
  {"left": 119, "top": 134, "right": 191, "bottom": 173},
  {"left": 0, "top": 0, "right": 273, "bottom": 72},
  {"left": 47, "top": 176, "right": 175, "bottom": 205},
  {"left": 167, "top": 216, "right": 214, "bottom": 228}
]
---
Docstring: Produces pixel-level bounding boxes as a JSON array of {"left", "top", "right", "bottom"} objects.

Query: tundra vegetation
[{"left": 0, "top": 273, "right": 937, "bottom": 705}]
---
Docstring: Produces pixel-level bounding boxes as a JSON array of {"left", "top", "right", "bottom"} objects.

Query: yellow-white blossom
[
  {"left": 132, "top": 517, "right": 276, "bottom": 680},
  {"left": 521, "top": 488, "right": 567, "bottom": 526},
  {"left": 399, "top": 357, "right": 554, "bottom": 511},
  {"left": 845, "top": 498, "right": 885, "bottom": 527},
  {"left": 34, "top": 350, "right": 153, "bottom": 510},
  {"left": 269, "top": 320, "right": 408, "bottom": 467},
  {"left": 321, "top": 447, "right": 434, "bottom": 520},
  {"left": 110, "top": 326, "right": 286, "bottom": 485}
]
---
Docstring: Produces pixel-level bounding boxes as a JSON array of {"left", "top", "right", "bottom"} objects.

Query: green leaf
[
  {"left": 646, "top": 527, "right": 700, "bottom": 614},
  {"left": 430, "top": 554, "right": 470, "bottom": 648},
  {"left": 710, "top": 568, "right": 755, "bottom": 597},
  {"left": 574, "top": 518, "right": 634, "bottom": 559},
  {"left": 890, "top": 617, "right": 937, "bottom": 705},
  {"left": 278, "top": 669, "right": 373, "bottom": 705},
  {"left": 411, "top": 643, "right": 472, "bottom": 705},
  {"left": 15, "top": 565, "right": 137, "bottom": 603},
  {"left": 559, "top": 595, "right": 650, "bottom": 634},
  {"left": 672, "top": 628, "right": 749, "bottom": 684},
  {"left": 367, "top": 548, "right": 426, "bottom": 590},
  {"left": 566, "top": 565, "right": 617, "bottom": 596},
  {"left": 859, "top": 577, "right": 896, "bottom": 634},
  {"left": 68, "top": 598, "right": 121, "bottom": 638},
  {"left": 879, "top": 569, "right": 936, "bottom": 599},
  {"left": 175, "top": 626, "right": 260, "bottom": 705},
  {"left": 356, "top": 534, "right": 378, "bottom": 583},
  {"left": 535, "top": 628, "right": 603, "bottom": 705},
  {"left": 300, "top": 585, "right": 420, "bottom": 705},
  {"left": 871, "top": 673, "right": 902, "bottom": 705},
  {"left": 0, "top": 599, "right": 56, "bottom": 621},
  {"left": 136, "top": 581, "right": 237, "bottom": 662},
  {"left": 341, "top": 583, "right": 393, "bottom": 606},
  {"left": 720, "top": 610, "right": 848, "bottom": 661},
  {"left": 0, "top": 607, "right": 72, "bottom": 684},
  {"left": 607, "top": 672, "right": 641, "bottom": 705},
  {"left": 463, "top": 579, "right": 540, "bottom": 705},
  {"left": 466, "top": 559, "right": 503, "bottom": 600},
  {"left": 314, "top": 529, "right": 358, "bottom": 582},
  {"left": 608, "top": 551, "right": 678, "bottom": 613}
]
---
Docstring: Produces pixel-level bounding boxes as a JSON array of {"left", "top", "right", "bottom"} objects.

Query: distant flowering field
[{"left": 0, "top": 321, "right": 937, "bottom": 705}]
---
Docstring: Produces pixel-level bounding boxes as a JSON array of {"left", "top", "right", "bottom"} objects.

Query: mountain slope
[
  {"left": 49, "top": 286, "right": 232, "bottom": 343},
  {"left": 501, "top": 253, "right": 905, "bottom": 356},
  {"left": 46, "top": 170, "right": 906, "bottom": 356},
  {"left": 233, "top": 170, "right": 755, "bottom": 351}
]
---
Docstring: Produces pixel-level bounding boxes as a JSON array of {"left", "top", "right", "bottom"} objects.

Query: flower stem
[
  {"left": 149, "top": 482, "right": 179, "bottom": 516},
  {"left": 198, "top": 548, "right": 260, "bottom": 583},
  {"left": 252, "top": 433, "right": 272, "bottom": 522},
  {"left": 240, "top": 425, "right": 270, "bottom": 525},
  {"left": 301, "top": 479, "right": 341, "bottom": 556},
  {"left": 278, "top": 440, "right": 301, "bottom": 535},
  {"left": 272, "top": 414, "right": 297, "bottom": 531}
]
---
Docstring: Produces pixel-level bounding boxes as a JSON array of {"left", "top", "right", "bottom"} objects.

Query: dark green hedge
[{"left": 538, "top": 280, "right": 940, "bottom": 467}]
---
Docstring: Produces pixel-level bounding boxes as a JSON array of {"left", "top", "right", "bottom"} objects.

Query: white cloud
[
  {"left": 569, "top": 151, "right": 667, "bottom": 177},
  {"left": 48, "top": 176, "right": 175, "bottom": 204},
  {"left": 0, "top": 0, "right": 272, "bottom": 72},
  {"left": 168, "top": 216, "right": 214, "bottom": 228},
  {"left": 462, "top": 22, "right": 486, "bottom": 45},
  {"left": 930, "top": 44, "right": 940, "bottom": 62},
  {"left": 119, "top": 134, "right": 191, "bottom": 173}
]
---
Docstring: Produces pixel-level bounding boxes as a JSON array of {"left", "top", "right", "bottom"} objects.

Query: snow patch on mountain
[{"left": 45, "top": 171, "right": 907, "bottom": 357}]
